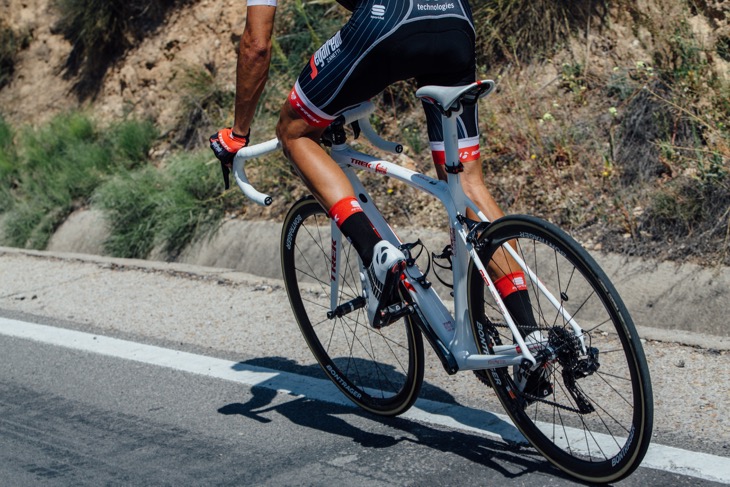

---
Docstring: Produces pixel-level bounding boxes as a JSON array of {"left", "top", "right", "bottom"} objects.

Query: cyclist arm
[{"left": 232, "top": 4, "right": 277, "bottom": 136}]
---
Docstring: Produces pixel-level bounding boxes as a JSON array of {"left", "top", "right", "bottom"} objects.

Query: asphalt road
[
  {"left": 1, "top": 248, "right": 729, "bottom": 485},
  {"left": 0, "top": 322, "right": 725, "bottom": 487}
]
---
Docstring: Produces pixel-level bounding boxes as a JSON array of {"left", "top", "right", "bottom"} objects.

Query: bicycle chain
[
  {"left": 476, "top": 368, "right": 586, "bottom": 414},
  {"left": 516, "top": 390, "right": 587, "bottom": 415}
]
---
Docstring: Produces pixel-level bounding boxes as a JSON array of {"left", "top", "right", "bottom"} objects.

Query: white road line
[{"left": 1, "top": 317, "right": 728, "bottom": 484}]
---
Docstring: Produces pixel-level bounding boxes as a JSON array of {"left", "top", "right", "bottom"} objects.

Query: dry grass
[
  {"left": 438, "top": 1, "right": 729, "bottom": 265},
  {"left": 472, "top": 0, "right": 609, "bottom": 66}
]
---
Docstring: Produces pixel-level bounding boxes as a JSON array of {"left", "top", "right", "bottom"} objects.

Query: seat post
[
  {"left": 441, "top": 109, "right": 467, "bottom": 215},
  {"left": 441, "top": 109, "right": 462, "bottom": 173}
]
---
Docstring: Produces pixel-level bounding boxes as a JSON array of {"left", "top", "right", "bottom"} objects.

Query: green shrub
[
  {"left": 20, "top": 113, "right": 106, "bottom": 207},
  {"left": 5, "top": 205, "right": 69, "bottom": 249},
  {"left": 94, "top": 151, "right": 224, "bottom": 259},
  {"left": 0, "top": 116, "right": 16, "bottom": 212},
  {"left": 106, "top": 119, "right": 158, "bottom": 170},
  {"left": 0, "top": 110, "right": 220, "bottom": 256},
  {"left": 2, "top": 200, "right": 45, "bottom": 248},
  {"left": 93, "top": 167, "right": 161, "bottom": 258},
  {"left": 0, "top": 113, "right": 103, "bottom": 247},
  {"left": 0, "top": 112, "right": 158, "bottom": 249},
  {"left": 0, "top": 116, "right": 15, "bottom": 179},
  {"left": 155, "top": 153, "right": 225, "bottom": 258}
]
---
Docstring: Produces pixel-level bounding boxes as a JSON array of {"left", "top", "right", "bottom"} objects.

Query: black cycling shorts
[{"left": 288, "top": 0, "right": 481, "bottom": 164}]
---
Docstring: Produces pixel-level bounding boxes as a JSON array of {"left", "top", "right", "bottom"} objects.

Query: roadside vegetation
[
  {"left": 0, "top": 113, "right": 158, "bottom": 250},
  {"left": 1, "top": 0, "right": 728, "bottom": 266},
  {"left": 93, "top": 150, "right": 225, "bottom": 259},
  {"left": 0, "top": 112, "right": 226, "bottom": 259},
  {"left": 0, "top": 111, "right": 227, "bottom": 259},
  {"left": 472, "top": 2, "right": 730, "bottom": 266}
]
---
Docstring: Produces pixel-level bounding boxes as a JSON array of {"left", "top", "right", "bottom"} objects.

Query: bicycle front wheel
[
  {"left": 281, "top": 196, "right": 424, "bottom": 416},
  {"left": 468, "top": 215, "right": 653, "bottom": 483}
]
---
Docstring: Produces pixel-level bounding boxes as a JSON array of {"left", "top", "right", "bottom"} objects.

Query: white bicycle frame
[{"left": 232, "top": 82, "right": 585, "bottom": 374}]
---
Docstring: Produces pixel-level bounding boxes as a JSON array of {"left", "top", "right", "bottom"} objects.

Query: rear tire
[
  {"left": 468, "top": 215, "right": 653, "bottom": 483},
  {"left": 281, "top": 196, "right": 424, "bottom": 416}
]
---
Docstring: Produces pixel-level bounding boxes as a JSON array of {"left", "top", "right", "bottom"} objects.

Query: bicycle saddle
[{"left": 416, "top": 80, "right": 496, "bottom": 116}]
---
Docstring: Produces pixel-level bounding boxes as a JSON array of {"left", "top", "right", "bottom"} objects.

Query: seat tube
[{"left": 441, "top": 111, "right": 473, "bottom": 354}]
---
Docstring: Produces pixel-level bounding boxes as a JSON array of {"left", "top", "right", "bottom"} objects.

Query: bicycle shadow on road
[
  {"left": 233, "top": 355, "right": 461, "bottom": 404},
  {"left": 219, "top": 356, "right": 578, "bottom": 483}
]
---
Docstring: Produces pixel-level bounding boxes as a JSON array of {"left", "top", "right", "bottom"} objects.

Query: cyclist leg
[
  {"left": 275, "top": 0, "right": 389, "bottom": 263},
  {"left": 276, "top": 106, "right": 352, "bottom": 210},
  {"left": 278, "top": 0, "right": 490, "bottom": 327},
  {"left": 278, "top": 105, "right": 406, "bottom": 328},
  {"left": 418, "top": 55, "right": 539, "bottom": 334},
  {"left": 419, "top": 64, "right": 519, "bottom": 283},
  {"left": 449, "top": 155, "right": 539, "bottom": 333},
  {"left": 276, "top": 4, "right": 413, "bottom": 325}
]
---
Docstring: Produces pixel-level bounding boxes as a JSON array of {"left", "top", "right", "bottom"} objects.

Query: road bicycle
[{"left": 231, "top": 80, "right": 653, "bottom": 483}]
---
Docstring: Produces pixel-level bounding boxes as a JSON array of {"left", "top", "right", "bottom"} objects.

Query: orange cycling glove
[{"left": 209, "top": 128, "right": 250, "bottom": 189}]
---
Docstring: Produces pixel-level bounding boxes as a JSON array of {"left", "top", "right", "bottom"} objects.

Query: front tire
[{"left": 281, "top": 196, "right": 424, "bottom": 416}]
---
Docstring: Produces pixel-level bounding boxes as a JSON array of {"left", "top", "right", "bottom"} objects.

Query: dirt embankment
[
  {"left": 3, "top": 0, "right": 728, "bottom": 138},
  {"left": 1, "top": 0, "right": 243, "bottom": 135}
]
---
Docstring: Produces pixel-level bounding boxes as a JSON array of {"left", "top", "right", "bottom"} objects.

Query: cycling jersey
[{"left": 288, "top": 0, "right": 481, "bottom": 164}]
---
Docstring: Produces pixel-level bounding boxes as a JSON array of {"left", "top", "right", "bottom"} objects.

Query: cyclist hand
[{"left": 209, "top": 128, "right": 250, "bottom": 189}]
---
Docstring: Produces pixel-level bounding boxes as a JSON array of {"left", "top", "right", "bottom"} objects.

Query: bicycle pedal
[
  {"left": 375, "top": 301, "right": 415, "bottom": 328},
  {"left": 327, "top": 296, "right": 366, "bottom": 319}
]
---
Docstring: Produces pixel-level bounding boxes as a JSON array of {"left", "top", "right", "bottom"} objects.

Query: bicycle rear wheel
[
  {"left": 468, "top": 215, "right": 653, "bottom": 483},
  {"left": 281, "top": 196, "right": 424, "bottom": 416}
]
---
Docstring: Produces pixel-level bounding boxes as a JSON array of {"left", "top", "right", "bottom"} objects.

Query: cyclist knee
[
  {"left": 276, "top": 105, "right": 294, "bottom": 156},
  {"left": 276, "top": 102, "right": 321, "bottom": 157}
]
